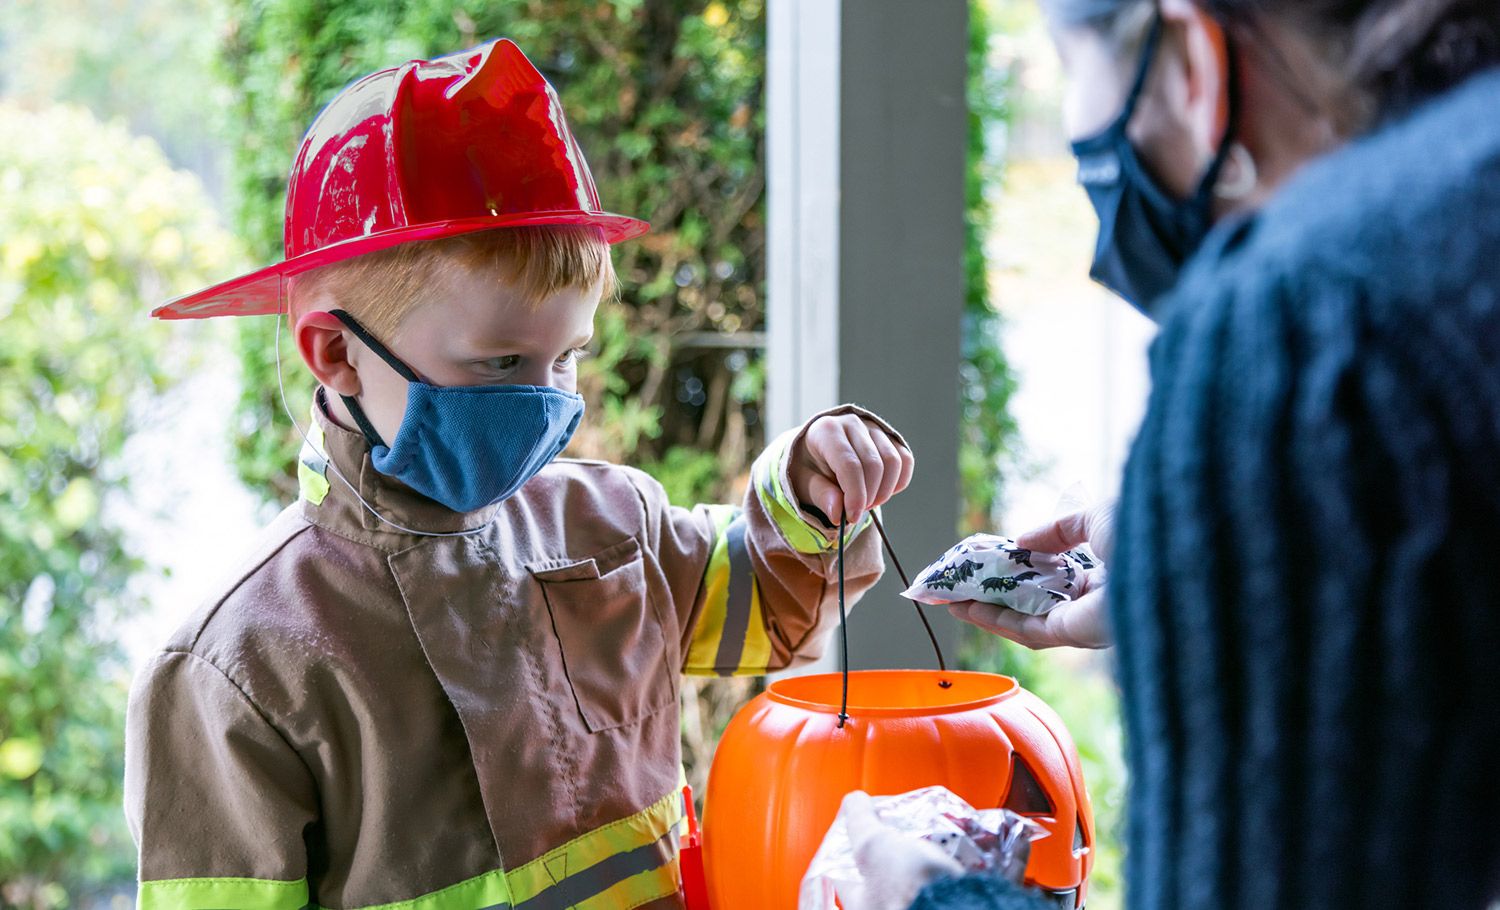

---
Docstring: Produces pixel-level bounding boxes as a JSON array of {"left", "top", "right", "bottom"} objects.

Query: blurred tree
[
  {"left": 0, "top": 103, "right": 240, "bottom": 907},
  {"left": 963, "top": 0, "right": 1022, "bottom": 535},
  {"left": 0, "top": 0, "right": 233, "bottom": 193}
]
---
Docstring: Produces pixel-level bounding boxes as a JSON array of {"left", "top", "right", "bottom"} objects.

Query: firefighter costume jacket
[{"left": 124, "top": 402, "right": 894, "bottom": 910}]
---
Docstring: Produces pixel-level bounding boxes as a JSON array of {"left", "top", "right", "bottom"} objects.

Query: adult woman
[{"left": 908, "top": 1, "right": 1500, "bottom": 908}]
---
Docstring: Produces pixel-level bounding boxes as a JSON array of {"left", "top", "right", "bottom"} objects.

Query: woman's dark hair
[{"left": 1046, "top": 0, "right": 1500, "bottom": 116}]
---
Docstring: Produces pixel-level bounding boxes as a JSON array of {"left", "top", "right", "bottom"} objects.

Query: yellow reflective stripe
[
  {"left": 754, "top": 427, "right": 871, "bottom": 554},
  {"left": 138, "top": 796, "right": 681, "bottom": 910},
  {"left": 312, "top": 870, "right": 510, "bottom": 910},
  {"left": 137, "top": 876, "right": 309, "bottom": 910},
  {"left": 685, "top": 511, "right": 777, "bottom": 678},
  {"left": 504, "top": 788, "right": 684, "bottom": 905},
  {"left": 573, "top": 857, "right": 680, "bottom": 910},
  {"left": 298, "top": 459, "right": 330, "bottom": 506},
  {"left": 298, "top": 406, "right": 331, "bottom": 506},
  {"left": 736, "top": 582, "right": 773, "bottom": 676},
  {"left": 684, "top": 505, "right": 738, "bottom": 674}
]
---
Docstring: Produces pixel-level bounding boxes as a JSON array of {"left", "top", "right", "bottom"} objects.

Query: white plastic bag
[
  {"left": 799, "top": 786, "right": 1045, "bottom": 910},
  {"left": 900, "top": 534, "right": 1095, "bottom": 616}
]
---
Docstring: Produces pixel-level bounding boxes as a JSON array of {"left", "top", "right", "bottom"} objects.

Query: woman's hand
[
  {"left": 948, "top": 501, "right": 1117, "bottom": 650},
  {"left": 789, "top": 414, "right": 915, "bottom": 526}
]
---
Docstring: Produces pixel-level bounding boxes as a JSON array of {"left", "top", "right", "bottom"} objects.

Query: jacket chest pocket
[{"left": 529, "top": 537, "right": 675, "bottom": 733}]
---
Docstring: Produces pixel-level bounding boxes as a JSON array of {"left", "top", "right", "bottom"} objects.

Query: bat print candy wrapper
[{"left": 900, "top": 534, "right": 1095, "bottom": 617}]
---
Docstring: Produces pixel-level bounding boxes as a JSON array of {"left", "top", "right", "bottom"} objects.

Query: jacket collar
[{"left": 300, "top": 390, "right": 503, "bottom": 542}]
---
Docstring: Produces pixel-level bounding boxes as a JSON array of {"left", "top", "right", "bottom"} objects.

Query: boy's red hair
[{"left": 288, "top": 225, "right": 617, "bottom": 340}]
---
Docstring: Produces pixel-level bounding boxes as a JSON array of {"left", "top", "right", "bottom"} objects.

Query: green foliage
[
  {"left": 0, "top": 0, "right": 232, "bottom": 177},
  {"left": 219, "top": 0, "right": 769, "bottom": 506},
  {"left": 0, "top": 103, "right": 240, "bottom": 908},
  {"left": 962, "top": 0, "right": 1022, "bottom": 535},
  {"left": 639, "top": 447, "right": 723, "bottom": 509}
]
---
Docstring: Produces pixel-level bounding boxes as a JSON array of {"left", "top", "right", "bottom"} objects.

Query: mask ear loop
[{"left": 272, "top": 275, "right": 493, "bottom": 539}]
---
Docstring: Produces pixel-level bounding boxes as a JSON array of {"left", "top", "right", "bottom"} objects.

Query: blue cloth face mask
[
  {"left": 1071, "top": 14, "right": 1240, "bottom": 318},
  {"left": 329, "top": 309, "right": 585, "bottom": 514}
]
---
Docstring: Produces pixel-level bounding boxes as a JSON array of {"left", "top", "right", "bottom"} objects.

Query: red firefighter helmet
[{"left": 153, "top": 38, "right": 647, "bottom": 320}]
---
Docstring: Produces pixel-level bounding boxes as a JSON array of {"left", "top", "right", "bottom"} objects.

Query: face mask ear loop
[
  {"left": 328, "top": 309, "right": 425, "bottom": 383},
  {"left": 272, "top": 278, "right": 492, "bottom": 539},
  {"left": 1118, "top": 13, "right": 1165, "bottom": 131}
]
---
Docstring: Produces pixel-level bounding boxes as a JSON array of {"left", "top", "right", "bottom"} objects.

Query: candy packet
[
  {"left": 900, "top": 534, "right": 1095, "bottom": 617},
  {"left": 799, "top": 786, "right": 1045, "bottom": 910}
]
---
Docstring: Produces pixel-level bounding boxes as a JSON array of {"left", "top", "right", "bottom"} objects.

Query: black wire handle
[
  {"left": 836, "top": 513, "right": 850, "bottom": 728},
  {"left": 869, "top": 511, "right": 948, "bottom": 674},
  {"left": 834, "top": 509, "right": 953, "bottom": 730}
]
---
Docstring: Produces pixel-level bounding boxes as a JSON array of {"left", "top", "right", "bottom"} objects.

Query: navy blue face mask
[
  {"left": 330, "top": 309, "right": 585, "bottom": 514},
  {"left": 1071, "top": 14, "right": 1240, "bottom": 318}
]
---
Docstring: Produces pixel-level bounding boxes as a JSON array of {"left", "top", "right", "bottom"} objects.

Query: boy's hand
[{"left": 788, "top": 414, "right": 914, "bottom": 527}]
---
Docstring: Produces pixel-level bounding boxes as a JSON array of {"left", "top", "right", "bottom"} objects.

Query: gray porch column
[{"left": 766, "top": 0, "right": 968, "bottom": 672}]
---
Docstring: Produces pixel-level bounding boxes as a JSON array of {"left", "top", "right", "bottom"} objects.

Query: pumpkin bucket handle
[
  {"left": 837, "top": 513, "right": 850, "bottom": 727},
  {"left": 835, "top": 511, "right": 951, "bottom": 728},
  {"left": 868, "top": 511, "right": 948, "bottom": 676}
]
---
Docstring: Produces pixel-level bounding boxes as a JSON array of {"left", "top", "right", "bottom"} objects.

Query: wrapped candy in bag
[
  {"left": 799, "top": 786, "right": 1045, "bottom": 910},
  {"left": 900, "top": 534, "right": 1095, "bottom": 617}
]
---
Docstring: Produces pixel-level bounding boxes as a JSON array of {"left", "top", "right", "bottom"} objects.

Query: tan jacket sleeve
[
  {"left": 125, "top": 650, "right": 318, "bottom": 907},
  {"left": 641, "top": 405, "right": 900, "bottom": 676}
]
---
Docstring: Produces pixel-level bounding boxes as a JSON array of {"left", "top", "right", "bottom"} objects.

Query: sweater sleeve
[
  {"left": 907, "top": 875, "right": 1053, "bottom": 910},
  {"left": 641, "top": 405, "right": 896, "bottom": 677},
  {"left": 125, "top": 650, "right": 319, "bottom": 910},
  {"left": 1110, "top": 249, "right": 1500, "bottom": 910}
]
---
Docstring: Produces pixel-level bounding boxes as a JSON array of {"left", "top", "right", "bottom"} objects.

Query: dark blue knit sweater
[{"left": 1111, "top": 67, "right": 1500, "bottom": 910}]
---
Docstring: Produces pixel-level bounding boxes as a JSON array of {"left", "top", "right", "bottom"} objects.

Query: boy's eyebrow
[{"left": 462, "top": 329, "right": 595, "bottom": 358}]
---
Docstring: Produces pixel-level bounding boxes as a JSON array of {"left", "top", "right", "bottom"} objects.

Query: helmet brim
[{"left": 152, "top": 209, "right": 649, "bottom": 320}]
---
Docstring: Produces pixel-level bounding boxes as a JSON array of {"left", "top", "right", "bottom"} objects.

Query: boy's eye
[
  {"left": 483, "top": 355, "right": 522, "bottom": 372},
  {"left": 556, "top": 348, "right": 591, "bottom": 367}
]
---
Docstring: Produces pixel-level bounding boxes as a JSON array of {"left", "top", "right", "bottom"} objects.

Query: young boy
[{"left": 126, "top": 39, "right": 912, "bottom": 910}]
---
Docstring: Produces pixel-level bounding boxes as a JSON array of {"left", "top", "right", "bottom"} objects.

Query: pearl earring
[{"left": 1215, "top": 142, "right": 1258, "bottom": 201}]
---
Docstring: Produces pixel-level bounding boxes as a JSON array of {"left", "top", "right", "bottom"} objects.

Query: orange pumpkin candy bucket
[{"left": 698, "top": 517, "right": 1096, "bottom": 909}]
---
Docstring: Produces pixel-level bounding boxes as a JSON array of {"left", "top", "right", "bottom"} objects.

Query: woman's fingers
[
  {"left": 947, "top": 592, "right": 1113, "bottom": 650},
  {"left": 1015, "top": 500, "right": 1118, "bottom": 564},
  {"left": 1013, "top": 508, "right": 1093, "bottom": 554}
]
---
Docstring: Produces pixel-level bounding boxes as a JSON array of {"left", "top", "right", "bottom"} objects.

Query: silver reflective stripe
[
  {"left": 712, "top": 517, "right": 754, "bottom": 677},
  {"left": 508, "top": 822, "right": 680, "bottom": 910}
]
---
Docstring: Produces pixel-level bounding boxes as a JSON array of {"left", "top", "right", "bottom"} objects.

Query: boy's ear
[{"left": 295, "top": 311, "right": 362, "bottom": 397}]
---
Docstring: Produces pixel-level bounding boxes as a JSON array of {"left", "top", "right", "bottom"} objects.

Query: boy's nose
[{"left": 515, "top": 364, "right": 561, "bottom": 389}]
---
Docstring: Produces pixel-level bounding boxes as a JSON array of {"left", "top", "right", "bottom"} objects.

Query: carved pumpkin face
[{"left": 702, "top": 670, "right": 1095, "bottom": 908}]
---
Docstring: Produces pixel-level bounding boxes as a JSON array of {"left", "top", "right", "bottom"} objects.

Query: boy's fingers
[
  {"left": 840, "top": 419, "right": 883, "bottom": 516},
  {"left": 822, "top": 422, "right": 872, "bottom": 519},
  {"left": 806, "top": 473, "right": 845, "bottom": 529},
  {"left": 1014, "top": 508, "right": 1092, "bottom": 553},
  {"left": 859, "top": 422, "right": 904, "bottom": 509},
  {"left": 894, "top": 443, "right": 915, "bottom": 497}
]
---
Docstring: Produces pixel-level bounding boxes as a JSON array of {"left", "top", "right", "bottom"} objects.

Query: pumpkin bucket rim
[{"left": 765, "top": 670, "right": 1019, "bottom": 717}]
